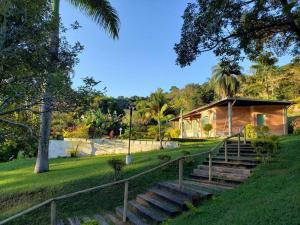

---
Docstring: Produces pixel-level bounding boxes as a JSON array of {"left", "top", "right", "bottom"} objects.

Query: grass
[
  {"left": 0, "top": 139, "right": 218, "bottom": 224},
  {"left": 168, "top": 134, "right": 300, "bottom": 225}
]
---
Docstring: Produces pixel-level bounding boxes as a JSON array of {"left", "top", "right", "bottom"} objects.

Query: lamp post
[
  {"left": 126, "top": 105, "right": 134, "bottom": 165},
  {"left": 119, "top": 127, "right": 123, "bottom": 136}
]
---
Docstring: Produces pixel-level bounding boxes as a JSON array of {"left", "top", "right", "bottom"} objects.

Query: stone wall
[{"left": 49, "top": 138, "right": 179, "bottom": 158}]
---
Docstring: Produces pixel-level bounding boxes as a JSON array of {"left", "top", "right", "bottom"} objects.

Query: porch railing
[{"left": 0, "top": 127, "right": 247, "bottom": 225}]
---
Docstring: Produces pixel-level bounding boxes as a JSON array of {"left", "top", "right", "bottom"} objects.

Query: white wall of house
[{"left": 49, "top": 138, "right": 179, "bottom": 158}]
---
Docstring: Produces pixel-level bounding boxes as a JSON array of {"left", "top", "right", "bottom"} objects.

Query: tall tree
[
  {"left": 34, "top": 0, "right": 120, "bottom": 173},
  {"left": 175, "top": 1, "right": 300, "bottom": 68},
  {"left": 147, "top": 104, "right": 174, "bottom": 148},
  {"left": 210, "top": 63, "right": 242, "bottom": 98},
  {"left": 148, "top": 89, "right": 167, "bottom": 149},
  {"left": 250, "top": 52, "right": 278, "bottom": 99}
]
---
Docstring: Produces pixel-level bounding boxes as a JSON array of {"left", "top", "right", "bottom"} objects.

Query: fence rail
[{"left": 0, "top": 127, "right": 246, "bottom": 225}]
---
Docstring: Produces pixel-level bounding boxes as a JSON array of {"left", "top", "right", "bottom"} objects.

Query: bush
[
  {"left": 107, "top": 158, "right": 126, "bottom": 181},
  {"left": 82, "top": 220, "right": 99, "bottom": 225},
  {"left": 203, "top": 124, "right": 212, "bottom": 137},
  {"left": 294, "top": 128, "right": 300, "bottom": 135},
  {"left": 0, "top": 136, "right": 37, "bottom": 162},
  {"left": 255, "top": 125, "right": 270, "bottom": 138},
  {"left": 67, "top": 142, "right": 81, "bottom": 157},
  {"left": 165, "top": 127, "right": 180, "bottom": 139},
  {"left": 245, "top": 124, "right": 257, "bottom": 139},
  {"left": 251, "top": 138, "right": 277, "bottom": 155},
  {"left": 63, "top": 125, "right": 90, "bottom": 138}
]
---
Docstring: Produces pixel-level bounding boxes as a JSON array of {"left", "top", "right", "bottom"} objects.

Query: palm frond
[{"left": 67, "top": 0, "right": 120, "bottom": 39}]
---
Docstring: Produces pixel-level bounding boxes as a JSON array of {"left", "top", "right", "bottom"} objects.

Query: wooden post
[
  {"left": 244, "top": 128, "right": 246, "bottom": 144},
  {"left": 50, "top": 200, "right": 56, "bottom": 225},
  {"left": 178, "top": 159, "right": 183, "bottom": 188},
  {"left": 228, "top": 101, "right": 232, "bottom": 136},
  {"left": 122, "top": 181, "right": 129, "bottom": 222},
  {"left": 224, "top": 141, "right": 228, "bottom": 162},
  {"left": 238, "top": 133, "right": 241, "bottom": 159},
  {"left": 180, "top": 109, "right": 184, "bottom": 138},
  {"left": 283, "top": 106, "right": 288, "bottom": 135},
  {"left": 208, "top": 152, "right": 212, "bottom": 182}
]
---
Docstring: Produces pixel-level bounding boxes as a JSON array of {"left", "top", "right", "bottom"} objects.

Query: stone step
[
  {"left": 136, "top": 193, "right": 181, "bottom": 217},
  {"left": 116, "top": 206, "right": 149, "bottom": 225},
  {"left": 128, "top": 200, "right": 167, "bottom": 223},
  {"left": 156, "top": 181, "right": 212, "bottom": 203},
  {"left": 191, "top": 169, "right": 248, "bottom": 184},
  {"left": 94, "top": 214, "right": 110, "bottom": 225},
  {"left": 209, "top": 156, "right": 259, "bottom": 163},
  {"left": 148, "top": 187, "right": 189, "bottom": 209},
  {"left": 104, "top": 212, "right": 125, "bottom": 225},
  {"left": 225, "top": 141, "right": 251, "bottom": 145},
  {"left": 67, "top": 217, "right": 81, "bottom": 225},
  {"left": 183, "top": 179, "right": 235, "bottom": 192},
  {"left": 203, "top": 160, "right": 257, "bottom": 169},
  {"left": 219, "top": 148, "right": 255, "bottom": 153},
  {"left": 198, "top": 165, "right": 251, "bottom": 176},
  {"left": 221, "top": 145, "right": 253, "bottom": 148}
]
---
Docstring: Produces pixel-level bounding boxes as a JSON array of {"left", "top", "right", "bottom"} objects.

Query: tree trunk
[{"left": 34, "top": 0, "right": 60, "bottom": 173}]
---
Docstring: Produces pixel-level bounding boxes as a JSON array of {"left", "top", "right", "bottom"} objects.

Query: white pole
[{"left": 180, "top": 109, "right": 184, "bottom": 138}]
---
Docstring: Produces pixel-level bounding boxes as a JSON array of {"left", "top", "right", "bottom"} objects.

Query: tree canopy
[{"left": 175, "top": 0, "right": 300, "bottom": 68}]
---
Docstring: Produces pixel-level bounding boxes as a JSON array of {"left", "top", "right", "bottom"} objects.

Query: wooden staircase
[{"left": 60, "top": 141, "right": 259, "bottom": 225}]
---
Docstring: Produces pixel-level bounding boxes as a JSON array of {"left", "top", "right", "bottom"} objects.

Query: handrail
[{"left": 0, "top": 127, "right": 246, "bottom": 225}]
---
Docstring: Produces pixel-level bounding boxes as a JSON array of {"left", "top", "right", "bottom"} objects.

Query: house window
[
  {"left": 256, "top": 114, "right": 265, "bottom": 126},
  {"left": 201, "top": 116, "right": 209, "bottom": 126}
]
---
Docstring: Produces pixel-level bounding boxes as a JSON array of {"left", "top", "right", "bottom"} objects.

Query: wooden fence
[{"left": 0, "top": 128, "right": 246, "bottom": 225}]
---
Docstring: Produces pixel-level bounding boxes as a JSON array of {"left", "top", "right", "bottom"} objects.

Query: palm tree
[
  {"left": 147, "top": 89, "right": 167, "bottom": 149},
  {"left": 211, "top": 63, "right": 242, "bottom": 98},
  {"left": 34, "top": 0, "right": 119, "bottom": 173}
]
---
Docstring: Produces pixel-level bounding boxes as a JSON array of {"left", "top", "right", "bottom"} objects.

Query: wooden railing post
[
  {"left": 208, "top": 152, "right": 212, "bottom": 182},
  {"left": 50, "top": 200, "right": 56, "bottom": 225},
  {"left": 122, "top": 181, "right": 129, "bottom": 222},
  {"left": 224, "top": 141, "right": 228, "bottom": 162},
  {"left": 238, "top": 132, "right": 241, "bottom": 159},
  {"left": 178, "top": 159, "right": 183, "bottom": 188}
]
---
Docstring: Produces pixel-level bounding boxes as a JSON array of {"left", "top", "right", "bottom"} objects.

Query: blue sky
[{"left": 61, "top": 0, "right": 292, "bottom": 97}]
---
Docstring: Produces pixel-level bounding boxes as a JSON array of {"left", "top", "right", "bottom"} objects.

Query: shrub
[
  {"left": 67, "top": 142, "right": 81, "bottom": 157},
  {"left": 82, "top": 220, "right": 99, "bottom": 225},
  {"left": 294, "top": 128, "right": 300, "bottom": 135},
  {"left": 107, "top": 158, "right": 126, "bottom": 181},
  {"left": 251, "top": 139, "right": 277, "bottom": 155},
  {"left": 63, "top": 125, "right": 90, "bottom": 138},
  {"left": 245, "top": 124, "right": 257, "bottom": 138},
  {"left": 0, "top": 136, "right": 37, "bottom": 162},
  {"left": 165, "top": 127, "right": 180, "bottom": 139},
  {"left": 203, "top": 124, "right": 212, "bottom": 137},
  {"left": 157, "top": 154, "right": 171, "bottom": 162},
  {"left": 255, "top": 125, "right": 270, "bottom": 138}
]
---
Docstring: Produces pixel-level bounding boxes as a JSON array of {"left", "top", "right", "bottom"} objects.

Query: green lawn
[
  {"left": 0, "top": 140, "right": 218, "bottom": 225},
  {"left": 168, "top": 134, "right": 300, "bottom": 225}
]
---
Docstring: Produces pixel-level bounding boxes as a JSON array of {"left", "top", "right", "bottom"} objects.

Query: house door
[{"left": 256, "top": 114, "right": 265, "bottom": 126}]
